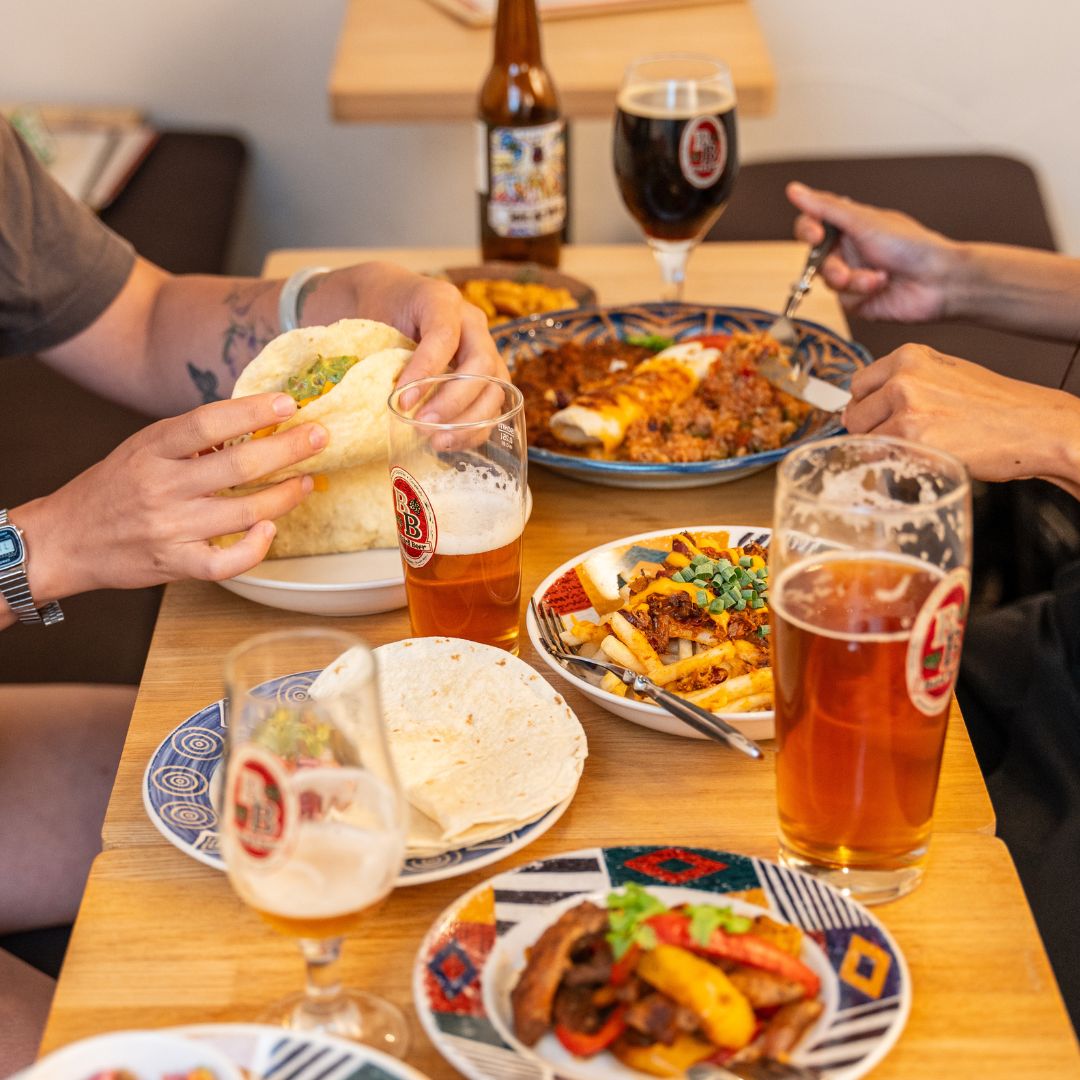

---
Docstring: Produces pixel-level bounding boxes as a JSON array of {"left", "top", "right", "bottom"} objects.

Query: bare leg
[
  {"left": 0, "top": 683, "right": 134, "bottom": 935},
  {"left": 0, "top": 949, "right": 54, "bottom": 1073}
]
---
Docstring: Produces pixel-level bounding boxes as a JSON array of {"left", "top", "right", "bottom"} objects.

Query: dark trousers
[{"left": 957, "top": 559, "right": 1080, "bottom": 1034}]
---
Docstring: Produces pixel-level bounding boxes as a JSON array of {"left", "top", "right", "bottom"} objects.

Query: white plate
[
  {"left": 143, "top": 662, "right": 577, "bottom": 886},
  {"left": 528, "top": 525, "right": 774, "bottom": 741},
  {"left": 414, "top": 846, "right": 911, "bottom": 1080},
  {"left": 17, "top": 1023, "right": 432, "bottom": 1080},
  {"left": 219, "top": 489, "right": 533, "bottom": 616}
]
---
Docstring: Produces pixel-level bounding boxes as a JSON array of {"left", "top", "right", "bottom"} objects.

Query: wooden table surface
[
  {"left": 329, "top": 0, "right": 777, "bottom": 121},
  {"left": 41, "top": 243, "right": 1078, "bottom": 1076}
]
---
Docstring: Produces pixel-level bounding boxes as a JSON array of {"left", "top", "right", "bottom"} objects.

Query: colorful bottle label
[{"left": 481, "top": 120, "right": 567, "bottom": 239}]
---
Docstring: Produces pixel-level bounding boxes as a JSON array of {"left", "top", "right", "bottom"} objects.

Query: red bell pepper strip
[
  {"left": 646, "top": 912, "right": 820, "bottom": 998},
  {"left": 554, "top": 1006, "right": 627, "bottom": 1057},
  {"left": 609, "top": 944, "right": 640, "bottom": 987}
]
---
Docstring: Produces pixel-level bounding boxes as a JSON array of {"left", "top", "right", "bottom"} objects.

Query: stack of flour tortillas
[
  {"left": 309, "top": 637, "right": 588, "bottom": 855},
  {"left": 223, "top": 318, "right": 414, "bottom": 558}
]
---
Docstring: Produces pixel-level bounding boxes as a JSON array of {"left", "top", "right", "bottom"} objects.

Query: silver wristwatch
[{"left": 0, "top": 509, "right": 64, "bottom": 626}]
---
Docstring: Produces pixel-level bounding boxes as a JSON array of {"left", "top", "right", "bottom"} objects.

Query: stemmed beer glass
[
  {"left": 221, "top": 628, "right": 410, "bottom": 1054},
  {"left": 614, "top": 53, "right": 739, "bottom": 300}
]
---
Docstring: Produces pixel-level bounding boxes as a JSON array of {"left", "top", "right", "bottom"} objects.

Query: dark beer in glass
[{"left": 614, "top": 54, "right": 738, "bottom": 299}]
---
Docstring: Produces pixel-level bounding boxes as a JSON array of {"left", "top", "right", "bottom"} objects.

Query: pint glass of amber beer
[
  {"left": 387, "top": 374, "right": 526, "bottom": 652},
  {"left": 771, "top": 435, "right": 971, "bottom": 903}
]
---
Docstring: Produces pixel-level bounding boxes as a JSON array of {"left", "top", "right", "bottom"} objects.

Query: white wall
[{"left": 4, "top": 0, "right": 1080, "bottom": 274}]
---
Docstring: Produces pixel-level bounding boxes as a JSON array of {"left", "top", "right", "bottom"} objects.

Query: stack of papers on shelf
[
  {"left": 426, "top": 0, "right": 727, "bottom": 27},
  {"left": 5, "top": 105, "right": 158, "bottom": 211}
]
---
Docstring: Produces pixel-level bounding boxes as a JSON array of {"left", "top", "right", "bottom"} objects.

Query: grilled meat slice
[
  {"left": 727, "top": 967, "right": 807, "bottom": 1010},
  {"left": 759, "top": 998, "right": 825, "bottom": 1060},
  {"left": 511, "top": 902, "right": 609, "bottom": 1046}
]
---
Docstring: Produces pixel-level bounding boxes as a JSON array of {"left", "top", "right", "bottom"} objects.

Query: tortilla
[
  {"left": 269, "top": 461, "right": 396, "bottom": 558},
  {"left": 309, "top": 637, "right": 587, "bottom": 852},
  {"left": 231, "top": 318, "right": 415, "bottom": 482}
]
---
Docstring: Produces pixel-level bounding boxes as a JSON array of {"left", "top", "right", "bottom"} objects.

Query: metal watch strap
[
  {"left": 0, "top": 509, "right": 64, "bottom": 627},
  {"left": 278, "top": 265, "right": 330, "bottom": 332}
]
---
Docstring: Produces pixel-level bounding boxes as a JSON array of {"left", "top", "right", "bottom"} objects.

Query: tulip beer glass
[
  {"left": 388, "top": 374, "right": 527, "bottom": 653},
  {"left": 614, "top": 53, "right": 739, "bottom": 300},
  {"left": 221, "top": 628, "right": 409, "bottom": 1053},
  {"left": 770, "top": 436, "right": 971, "bottom": 903}
]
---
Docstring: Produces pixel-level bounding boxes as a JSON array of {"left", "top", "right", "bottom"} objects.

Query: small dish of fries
[
  {"left": 527, "top": 526, "right": 775, "bottom": 741},
  {"left": 439, "top": 262, "right": 596, "bottom": 327}
]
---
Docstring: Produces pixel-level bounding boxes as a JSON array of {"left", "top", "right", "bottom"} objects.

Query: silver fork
[
  {"left": 756, "top": 223, "right": 842, "bottom": 406},
  {"left": 530, "top": 599, "right": 763, "bottom": 760}
]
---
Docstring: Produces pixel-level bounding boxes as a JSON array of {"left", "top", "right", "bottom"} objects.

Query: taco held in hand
[
  {"left": 232, "top": 318, "right": 416, "bottom": 481},
  {"left": 219, "top": 318, "right": 415, "bottom": 558}
]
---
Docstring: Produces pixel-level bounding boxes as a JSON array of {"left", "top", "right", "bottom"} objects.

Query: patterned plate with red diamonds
[{"left": 413, "top": 845, "right": 910, "bottom": 1080}]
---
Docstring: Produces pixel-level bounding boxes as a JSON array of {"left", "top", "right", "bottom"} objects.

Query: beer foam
[
  {"left": 418, "top": 466, "right": 525, "bottom": 556},
  {"left": 617, "top": 82, "right": 735, "bottom": 120}
]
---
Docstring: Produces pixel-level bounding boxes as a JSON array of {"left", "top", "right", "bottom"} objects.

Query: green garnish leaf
[
  {"left": 626, "top": 333, "right": 676, "bottom": 352},
  {"left": 686, "top": 903, "right": 753, "bottom": 945},
  {"left": 606, "top": 883, "right": 667, "bottom": 959}
]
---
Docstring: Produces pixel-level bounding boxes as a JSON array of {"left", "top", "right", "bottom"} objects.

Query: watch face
[{"left": 0, "top": 526, "right": 24, "bottom": 569}]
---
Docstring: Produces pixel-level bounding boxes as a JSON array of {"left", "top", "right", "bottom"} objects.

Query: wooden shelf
[{"left": 329, "top": 0, "right": 777, "bottom": 121}]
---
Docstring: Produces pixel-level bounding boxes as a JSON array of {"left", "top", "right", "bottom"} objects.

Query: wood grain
[{"left": 329, "top": 0, "right": 776, "bottom": 121}]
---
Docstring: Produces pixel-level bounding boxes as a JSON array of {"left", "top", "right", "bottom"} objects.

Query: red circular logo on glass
[
  {"left": 231, "top": 747, "right": 290, "bottom": 861},
  {"left": 679, "top": 115, "right": 727, "bottom": 189},
  {"left": 905, "top": 567, "right": 969, "bottom": 716},
  {"left": 391, "top": 467, "right": 437, "bottom": 569}
]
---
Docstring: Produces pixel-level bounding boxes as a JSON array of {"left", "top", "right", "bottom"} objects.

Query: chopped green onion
[
  {"left": 741, "top": 588, "right": 753, "bottom": 599},
  {"left": 695, "top": 590, "right": 709, "bottom": 606},
  {"left": 708, "top": 598, "right": 726, "bottom": 615},
  {"left": 751, "top": 597, "right": 765, "bottom": 610},
  {"left": 735, "top": 598, "right": 747, "bottom": 611},
  {"left": 758, "top": 624, "right": 771, "bottom": 636},
  {"left": 739, "top": 556, "right": 753, "bottom": 568}
]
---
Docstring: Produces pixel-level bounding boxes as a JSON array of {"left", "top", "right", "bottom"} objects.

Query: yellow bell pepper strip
[
  {"left": 554, "top": 1005, "right": 627, "bottom": 1057},
  {"left": 611, "top": 1032, "right": 717, "bottom": 1077},
  {"left": 636, "top": 944, "right": 756, "bottom": 1050},
  {"left": 646, "top": 911, "right": 820, "bottom": 999}
]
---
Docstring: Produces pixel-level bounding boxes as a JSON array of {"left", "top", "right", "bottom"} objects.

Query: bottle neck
[{"left": 494, "top": 0, "right": 543, "bottom": 67}]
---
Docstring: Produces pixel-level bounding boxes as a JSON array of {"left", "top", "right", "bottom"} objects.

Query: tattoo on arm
[
  {"left": 221, "top": 281, "right": 278, "bottom": 376},
  {"left": 187, "top": 362, "right": 221, "bottom": 404}
]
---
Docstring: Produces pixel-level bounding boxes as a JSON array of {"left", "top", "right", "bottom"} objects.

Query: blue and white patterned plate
[
  {"left": 496, "top": 302, "right": 871, "bottom": 489},
  {"left": 142, "top": 671, "right": 574, "bottom": 887},
  {"left": 415, "top": 846, "right": 911, "bottom": 1080},
  {"left": 18, "top": 1023, "right": 432, "bottom": 1080}
]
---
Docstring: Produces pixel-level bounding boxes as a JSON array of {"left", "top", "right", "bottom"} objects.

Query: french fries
[
  {"left": 548, "top": 530, "right": 775, "bottom": 716},
  {"left": 460, "top": 278, "right": 577, "bottom": 326}
]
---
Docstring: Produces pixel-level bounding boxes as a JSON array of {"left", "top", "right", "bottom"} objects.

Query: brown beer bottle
[{"left": 477, "top": 0, "right": 566, "bottom": 267}]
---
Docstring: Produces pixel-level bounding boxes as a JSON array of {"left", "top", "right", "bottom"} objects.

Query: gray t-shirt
[{"left": 0, "top": 118, "right": 135, "bottom": 358}]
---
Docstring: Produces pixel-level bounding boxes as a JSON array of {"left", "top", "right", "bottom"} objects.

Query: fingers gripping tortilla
[
  {"left": 232, "top": 318, "right": 416, "bottom": 482},
  {"left": 265, "top": 462, "right": 397, "bottom": 558}
]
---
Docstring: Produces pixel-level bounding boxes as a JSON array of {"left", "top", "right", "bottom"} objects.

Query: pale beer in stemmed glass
[
  {"left": 221, "top": 628, "right": 409, "bottom": 1054},
  {"left": 770, "top": 436, "right": 972, "bottom": 904},
  {"left": 388, "top": 374, "right": 527, "bottom": 653},
  {"left": 614, "top": 53, "right": 739, "bottom": 300}
]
